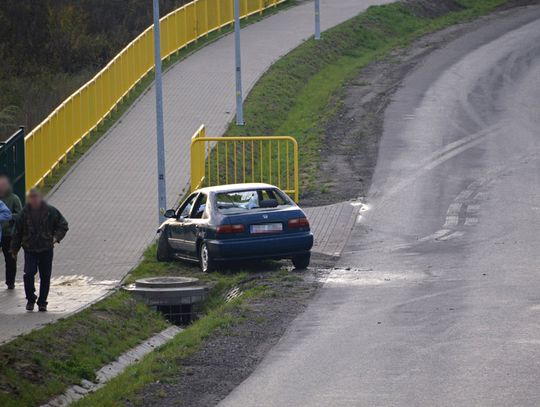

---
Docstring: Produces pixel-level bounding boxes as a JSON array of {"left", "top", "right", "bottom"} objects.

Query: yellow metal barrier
[
  {"left": 25, "top": 0, "right": 286, "bottom": 191},
  {"left": 191, "top": 125, "right": 299, "bottom": 202}
]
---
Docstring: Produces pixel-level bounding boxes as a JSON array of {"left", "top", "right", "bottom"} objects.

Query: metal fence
[
  {"left": 24, "top": 0, "right": 286, "bottom": 191},
  {"left": 191, "top": 125, "right": 299, "bottom": 202},
  {"left": 0, "top": 127, "right": 26, "bottom": 202}
]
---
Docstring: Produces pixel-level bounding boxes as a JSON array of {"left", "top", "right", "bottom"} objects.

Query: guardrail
[
  {"left": 0, "top": 127, "right": 26, "bottom": 202},
  {"left": 191, "top": 125, "right": 299, "bottom": 202},
  {"left": 24, "top": 0, "right": 286, "bottom": 191}
]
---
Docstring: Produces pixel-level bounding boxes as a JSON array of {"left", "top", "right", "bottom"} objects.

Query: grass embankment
[
  {"left": 73, "top": 279, "right": 275, "bottom": 407},
  {"left": 41, "top": 1, "right": 295, "bottom": 195},
  {"left": 0, "top": 243, "right": 282, "bottom": 407},
  {"left": 0, "top": 290, "right": 168, "bottom": 407},
  {"left": 225, "top": 0, "right": 509, "bottom": 195}
]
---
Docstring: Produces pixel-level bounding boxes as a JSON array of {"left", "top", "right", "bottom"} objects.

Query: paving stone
[
  {"left": 80, "top": 379, "right": 95, "bottom": 390},
  {"left": 71, "top": 385, "right": 89, "bottom": 395},
  {"left": 304, "top": 202, "right": 360, "bottom": 258}
]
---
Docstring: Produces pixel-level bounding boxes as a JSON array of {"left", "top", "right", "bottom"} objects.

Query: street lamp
[
  {"left": 314, "top": 0, "right": 321, "bottom": 40},
  {"left": 153, "top": 0, "right": 168, "bottom": 224},
  {"left": 234, "top": 0, "right": 245, "bottom": 126}
]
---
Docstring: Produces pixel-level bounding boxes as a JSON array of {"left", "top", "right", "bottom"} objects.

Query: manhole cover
[
  {"left": 135, "top": 276, "right": 200, "bottom": 289},
  {"left": 125, "top": 276, "right": 209, "bottom": 326}
]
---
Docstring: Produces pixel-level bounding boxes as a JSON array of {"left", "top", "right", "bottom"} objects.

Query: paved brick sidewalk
[
  {"left": 0, "top": 0, "right": 390, "bottom": 343},
  {"left": 304, "top": 202, "right": 360, "bottom": 258}
]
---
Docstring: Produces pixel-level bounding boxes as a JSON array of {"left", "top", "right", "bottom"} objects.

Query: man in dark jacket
[
  {"left": 11, "top": 188, "right": 68, "bottom": 312},
  {"left": 0, "top": 175, "right": 22, "bottom": 289}
]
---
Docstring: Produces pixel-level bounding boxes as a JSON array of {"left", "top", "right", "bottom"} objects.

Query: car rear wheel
[
  {"left": 157, "top": 229, "right": 172, "bottom": 262},
  {"left": 292, "top": 253, "right": 310, "bottom": 270},
  {"left": 199, "top": 242, "right": 216, "bottom": 273}
]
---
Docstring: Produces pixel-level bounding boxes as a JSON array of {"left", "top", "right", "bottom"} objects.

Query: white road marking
[
  {"left": 384, "top": 125, "right": 499, "bottom": 198},
  {"left": 437, "top": 231, "right": 465, "bottom": 241},
  {"left": 444, "top": 215, "right": 459, "bottom": 228},
  {"left": 447, "top": 203, "right": 464, "bottom": 216},
  {"left": 455, "top": 189, "right": 476, "bottom": 201},
  {"left": 418, "top": 229, "right": 452, "bottom": 242}
]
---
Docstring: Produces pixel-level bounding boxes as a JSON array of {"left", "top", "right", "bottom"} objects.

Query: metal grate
[{"left": 155, "top": 300, "right": 203, "bottom": 326}]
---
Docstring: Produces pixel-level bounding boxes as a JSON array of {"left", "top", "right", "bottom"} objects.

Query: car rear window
[{"left": 216, "top": 189, "right": 292, "bottom": 213}]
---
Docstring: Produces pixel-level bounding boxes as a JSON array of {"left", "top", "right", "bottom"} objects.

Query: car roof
[{"left": 196, "top": 183, "right": 278, "bottom": 194}]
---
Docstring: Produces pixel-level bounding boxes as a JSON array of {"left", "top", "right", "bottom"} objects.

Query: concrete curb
[{"left": 40, "top": 326, "right": 182, "bottom": 407}]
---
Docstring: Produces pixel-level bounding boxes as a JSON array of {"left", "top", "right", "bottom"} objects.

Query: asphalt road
[{"left": 219, "top": 5, "right": 540, "bottom": 407}]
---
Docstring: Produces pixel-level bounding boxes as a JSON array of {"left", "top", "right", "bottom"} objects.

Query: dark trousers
[
  {"left": 23, "top": 250, "right": 54, "bottom": 305},
  {"left": 2, "top": 235, "right": 16, "bottom": 287}
]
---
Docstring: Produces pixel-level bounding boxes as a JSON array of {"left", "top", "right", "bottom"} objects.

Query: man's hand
[{"left": 11, "top": 251, "right": 17, "bottom": 260}]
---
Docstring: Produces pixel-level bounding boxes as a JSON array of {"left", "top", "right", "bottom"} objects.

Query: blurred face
[
  {"left": 27, "top": 192, "right": 43, "bottom": 209},
  {"left": 0, "top": 178, "right": 9, "bottom": 196}
]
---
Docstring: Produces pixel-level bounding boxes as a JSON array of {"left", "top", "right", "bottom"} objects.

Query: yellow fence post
[
  {"left": 204, "top": 0, "right": 209, "bottom": 36},
  {"left": 190, "top": 124, "right": 206, "bottom": 191},
  {"left": 217, "top": 0, "right": 222, "bottom": 30},
  {"left": 292, "top": 137, "right": 299, "bottom": 202}
]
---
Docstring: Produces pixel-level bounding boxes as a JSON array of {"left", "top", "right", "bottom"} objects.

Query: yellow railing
[
  {"left": 191, "top": 124, "right": 299, "bottom": 202},
  {"left": 25, "top": 0, "right": 286, "bottom": 191}
]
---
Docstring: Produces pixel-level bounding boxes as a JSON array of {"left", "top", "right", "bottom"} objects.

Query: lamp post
[
  {"left": 153, "top": 0, "right": 167, "bottom": 224},
  {"left": 234, "top": 0, "right": 245, "bottom": 125},
  {"left": 314, "top": 0, "right": 321, "bottom": 40}
]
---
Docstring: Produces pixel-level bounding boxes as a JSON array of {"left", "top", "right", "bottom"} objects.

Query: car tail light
[
  {"left": 216, "top": 224, "right": 245, "bottom": 234},
  {"left": 288, "top": 217, "right": 310, "bottom": 229}
]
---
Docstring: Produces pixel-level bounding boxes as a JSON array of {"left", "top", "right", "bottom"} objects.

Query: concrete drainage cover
[
  {"left": 124, "top": 276, "right": 209, "bottom": 306},
  {"left": 134, "top": 276, "right": 200, "bottom": 288}
]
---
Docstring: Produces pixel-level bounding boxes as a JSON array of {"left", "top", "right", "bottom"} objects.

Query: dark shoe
[
  {"left": 7, "top": 284, "right": 15, "bottom": 290},
  {"left": 26, "top": 301, "right": 35, "bottom": 311},
  {"left": 38, "top": 304, "right": 47, "bottom": 312}
]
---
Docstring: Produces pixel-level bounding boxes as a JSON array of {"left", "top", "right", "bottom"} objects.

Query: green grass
[
  {"left": 41, "top": 1, "right": 296, "bottom": 195},
  {"left": 225, "top": 0, "right": 509, "bottom": 195},
  {"left": 66, "top": 257, "right": 295, "bottom": 407},
  {"left": 124, "top": 243, "right": 200, "bottom": 284},
  {"left": 0, "top": 291, "right": 168, "bottom": 407},
  {"left": 72, "top": 290, "right": 246, "bottom": 407},
  {"left": 0, "top": 243, "right": 280, "bottom": 407},
  {"left": 70, "top": 248, "right": 280, "bottom": 407}
]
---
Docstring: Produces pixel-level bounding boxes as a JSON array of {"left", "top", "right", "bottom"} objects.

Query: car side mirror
[{"left": 164, "top": 209, "right": 176, "bottom": 218}]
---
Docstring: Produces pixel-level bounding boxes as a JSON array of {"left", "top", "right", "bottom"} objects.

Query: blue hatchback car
[{"left": 157, "top": 183, "right": 314, "bottom": 272}]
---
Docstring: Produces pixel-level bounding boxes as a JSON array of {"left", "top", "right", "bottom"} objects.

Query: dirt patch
[
  {"left": 133, "top": 264, "right": 329, "bottom": 407},
  {"left": 404, "top": 0, "right": 464, "bottom": 19},
  {"left": 301, "top": 0, "right": 538, "bottom": 207},
  {"left": 301, "top": 36, "right": 438, "bottom": 205}
]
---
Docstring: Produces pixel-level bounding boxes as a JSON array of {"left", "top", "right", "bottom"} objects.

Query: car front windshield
[{"left": 216, "top": 188, "right": 292, "bottom": 213}]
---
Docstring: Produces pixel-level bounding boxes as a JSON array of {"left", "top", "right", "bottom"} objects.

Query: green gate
[{"left": 0, "top": 127, "right": 26, "bottom": 203}]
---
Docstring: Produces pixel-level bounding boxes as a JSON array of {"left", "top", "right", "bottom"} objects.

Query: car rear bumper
[{"left": 206, "top": 232, "right": 314, "bottom": 261}]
